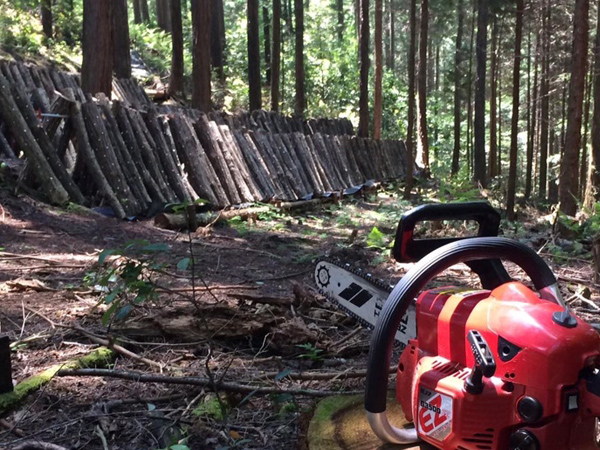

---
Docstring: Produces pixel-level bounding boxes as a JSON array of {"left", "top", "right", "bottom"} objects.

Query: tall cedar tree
[
  {"left": 451, "top": 0, "right": 464, "bottom": 175},
  {"left": 526, "top": 27, "right": 540, "bottom": 199},
  {"left": 373, "top": 0, "right": 383, "bottom": 139},
  {"left": 169, "top": 0, "right": 184, "bottom": 96},
  {"left": 559, "top": 0, "right": 589, "bottom": 215},
  {"left": 386, "top": 0, "right": 395, "bottom": 69},
  {"left": 586, "top": 0, "right": 600, "bottom": 207},
  {"left": 263, "top": 7, "right": 271, "bottom": 85},
  {"left": 403, "top": 0, "right": 417, "bottom": 198},
  {"left": 416, "top": 0, "right": 429, "bottom": 168},
  {"left": 191, "top": 0, "right": 212, "bottom": 112},
  {"left": 358, "top": 0, "right": 369, "bottom": 137},
  {"left": 41, "top": 0, "right": 52, "bottom": 39},
  {"left": 488, "top": 16, "right": 498, "bottom": 178},
  {"left": 336, "top": 0, "right": 344, "bottom": 41},
  {"left": 157, "top": 0, "right": 172, "bottom": 32},
  {"left": 133, "top": 0, "right": 142, "bottom": 24},
  {"left": 81, "top": 0, "right": 113, "bottom": 96},
  {"left": 271, "top": 0, "right": 281, "bottom": 111},
  {"left": 539, "top": 0, "right": 550, "bottom": 198},
  {"left": 248, "top": 0, "right": 261, "bottom": 111},
  {"left": 506, "top": 0, "right": 524, "bottom": 220},
  {"left": 294, "top": 0, "right": 306, "bottom": 116},
  {"left": 141, "top": 0, "right": 150, "bottom": 23},
  {"left": 473, "top": 0, "right": 488, "bottom": 186},
  {"left": 211, "top": 0, "right": 226, "bottom": 83},
  {"left": 112, "top": 0, "right": 131, "bottom": 79}
]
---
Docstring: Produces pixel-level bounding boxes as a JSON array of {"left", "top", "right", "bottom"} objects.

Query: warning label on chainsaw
[{"left": 417, "top": 387, "right": 453, "bottom": 441}]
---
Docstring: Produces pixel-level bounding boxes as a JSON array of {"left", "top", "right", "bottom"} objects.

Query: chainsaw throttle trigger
[{"left": 465, "top": 330, "right": 496, "bottom": 395}]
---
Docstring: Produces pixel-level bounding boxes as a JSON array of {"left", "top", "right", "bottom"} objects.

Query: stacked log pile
[{"left": 0, "top": 61, "right": 408, "bottom": 218}]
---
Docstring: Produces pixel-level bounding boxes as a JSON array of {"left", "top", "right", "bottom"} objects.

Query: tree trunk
[
  {"left": 451, "top": 0, "right": 464, "bottom": 175},
  {"left": 141, "top": 0, "right": 150, "bottom": 22},
  {"left": 156, "top": 0, "right": 172, "bottom": 32},
  {"left": 373, "top": 0, "right": 383, "bottom": 139},
  {"left": 488, "top": 15, "right": 498, "bottom": 179},
  {"left": 41, "top": 0, "right": 53, "bottom": 39},
  {"left": 539, "top": 0, "right": 550, "bottom": 199},
  {"left": 506, "top": 0, "right": 524, "bottom": 221},
  {"left": 416, "top": 0, "right": 429, "bottom": 168},
  {"left": 403, "top": 0, "right": 417, "bottom": 199},
  {"left": 526, "top": 27, "right": 539, "bottom": 200},
  {"left": 473, "top": 0, "right": 488, "bottom": 187},
  {"left": 169, "top": 0, "right": 184, "bottom": 97},
  {"left": 81, "top": 0, "right": 113, "bottom": 96},
  {"left": 357, "top": 0, "right": 369, "bottom": 137},
  {"left": 271, "top": 0, "right": 281, "bottom": 111},
  {"left": 263, "top": 6, "right": 272, "bottom": 86},
  {"left": 385, "top": 0, "right": 395, "bottom": 69},
  {"left": 580, "top": 66, "right": 593, "bottom": 199},
  {"left": 211, "top": 0, "right": 226, "bottom": 83},
  {"left": 294, "top": 0, "right": 306, "bottom": 116},
  {"left": 191, "top": 0, "right": 212, "bottom": 112},
  {"left": 559, "top": 0, "right": 589, "bottom": 216},
  {"left": 466, "top": 5, "right": 476, "bottom": 175},
  {"left": 337, "top": 0, "right": 344, "bottom": 42},
  {"left": 112, "top": 0, "right": 131, "bottom": 79},
  {"left": 248, "top": 0, "right": 261, "bottom": 111},
  {"left": 585, "top": 0, "right": 600, "bottom": 208},
  {"left": 133, "top": 0, "right": 142, "bottom": 24}
]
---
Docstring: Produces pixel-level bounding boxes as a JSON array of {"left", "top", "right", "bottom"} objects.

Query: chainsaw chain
[{"left": 315, "top": 257, "right": 394, "bottom": 330}]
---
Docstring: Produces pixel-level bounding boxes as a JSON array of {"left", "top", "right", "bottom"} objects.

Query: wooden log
[
  {"left": 311, "top": 133, "right": 345, "bottom": 190},
  {"left": 218, "top": 124, "right": 261, "bottom": 202},
  {"left": 269, "top": 133, "right": 307, "bottom": 198},
  {"left": 350, "top": 137, "right": 375, "bottom": 180},
  {"left": 289, "top": 132, "right": 325, "bottom": 193},
  {"left": 0, "top": 128, "right": 16, "bottom": 159},
  {"left": 144, "top": 108, "right": 190, "bottom": 202},
  {"left": 168, "top": 114, "right": 228, "bottom": 206},
  {"left": 322, "top": 134, "right": 353, "bottom": 187},
  {"left": 28, "top": 66, "right": 44, "bottom": 91},
  {"left": 36, "top": 68, "right": 57, "bottom": 101},
  {"left": 279, "top": 133, "right": 314, "bottom": 194},
  {"left": 8, "top": 63, "right": 28, "bottom": 92},
  {"left": 337, "top": 135, "right": 363, "bottom": 185},
  {"left": 232, "top": 129, "right": 274, "bottom": 199},
  {"left": 113, "top": 101, "right": 166, "bottom": 204},
  {"left": 82, "top": 101, "right": 140, "bottom": 215},
  {"left": 18, "top": 64, "right": 36, "bottom": 91},
  {"left": 3, "top": 77, "right": 85, "bottom": 204},
  {"left": 250, "top": 130, "right": 296, "bottom": 199},
  {"left": 366, "top": 139, "right": 387, "bottom": 180},
  {"left": 194, "top": 114, "right": 240, "bottom": 204},
  {"left": 241, "top": 129, "right": 288, "bottom": 199},
  {"left": 67, "top": 93, "right": 126, "bottom": 218},
  {"left": 157, "top": 114, "right": 198, "bottom": 201},
  {"left": 41, "top": 92, "right": 71, "bottom": 139},
  {"left": 154, "top": 206, "right": 271, "bottom": 231},
  {"left": 124, "top": 107, "right": 177, "bottom": 202},
  {"left": 54, "top": 118, "right": 74, "bottom": 162},
  {"left": 97, "top": 98, "right": 152, "bottom": 208},
  {"left": 303, "top": 135, "right": 334, "bottom": 192}
]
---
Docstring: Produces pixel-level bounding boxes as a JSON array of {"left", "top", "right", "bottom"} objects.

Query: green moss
[
  {"left": 192, "top": 394, "right": 229, "bottom": 421},
  {"left": 0, "top": 347, "right": 114, "bottom": 414}
]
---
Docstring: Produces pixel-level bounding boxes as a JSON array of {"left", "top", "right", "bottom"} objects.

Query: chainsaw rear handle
[
  {"left": 365, "top": 237, "right": 562, "bottom": 445},
  {"left": 392, "top": 202, "right": 501, "bottom": 262}
]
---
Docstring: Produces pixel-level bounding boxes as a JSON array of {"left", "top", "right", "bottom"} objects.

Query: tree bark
[
  {"left": 506, "top": 0, "right": 524, "bottom": 221},
  {"left": 473, "top": 0, "right": 488, "bottom": 187},
  {"left": 452, "top": 0, "right": 464, "bottom": 175},
  {"left": 263, "top": 6, "right": 272, "bottom": 86},
  {"left": 385, "top": 0, "right": 395, "bottom": 70},
  {"left": 357, "top": 0, "right": 369, "bottom": 137},
  {"left": 169, "top": 0, "right": 185, "bottom": 97},
  {"left": 156, "top": 0, "right": 172, "bottom": 32},
  {"left": 585, "top": 0, "right": 600, "bottom": 208},
  {"left": 294, "top": 0, "right": 306, "bottom": 116},
  {"left": 337, "top": 0, "right": 344, "bottom": 42},
  {"left": 41, "top": 0, "right": 53, "bottom": 39},
  {"left": 373, "top": 0, "right": 383, "bottom": 139},
  {"left": 141, "top": 0, "right": 150, "bottom": 22},
  {"left": 112, "top": 0, "right": 131, "bottom": 79},
  {"left": 488, "top": 15, "right": 498, "bottom": 179},
  {"left": 81, "top": 0, "right": 113, "bottom": 96},
  {"left": 191, "top": 0, "right": 212, "bottom": 112},
  {"left": 248, "top": 0, "right": 261, "bottom": 111},
  {"left": 133, "top": 0, "right": 142, "bottom": 24},
  {"left": 526, "top": 27, "right": 539, "bottom": 200},
  {"left": 539, "top": 0, "right": 550, "bottom": 199},
  {"left": 559, "top": 0, "right": 589, "bottom": 216},
  {"left": 416, "top": 0, "right": 429, "bottom": 168},
  {"left": 211, "top": 0, "right": 226, "bottom": 82},
  {"left": 271, "top": 0, "right": 281, "bottom": 111},
  {"left": 403, "top": 0, "right": 417, "bottom": 198}
]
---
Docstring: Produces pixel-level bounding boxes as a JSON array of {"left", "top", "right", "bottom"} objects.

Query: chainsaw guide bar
[{"left": 314, "top": 258, "right": 417, "bottom": 348}]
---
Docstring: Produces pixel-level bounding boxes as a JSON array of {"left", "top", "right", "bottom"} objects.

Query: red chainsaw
[{"left": 315, "top": 202, "right": 600, "bottom": 449}]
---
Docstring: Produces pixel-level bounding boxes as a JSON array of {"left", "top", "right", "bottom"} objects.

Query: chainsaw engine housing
[{"left": 396, "top": 282, "right": 600, "bottom": 449}]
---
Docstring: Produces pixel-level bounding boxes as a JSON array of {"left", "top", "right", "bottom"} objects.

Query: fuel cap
[{"left": 517, "top": 396, "right": 543, "bottom": 423}]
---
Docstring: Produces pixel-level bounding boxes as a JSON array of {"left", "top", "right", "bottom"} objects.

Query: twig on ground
[
  {"left": 11, "top": 441, "right": 69, "bottom": 450},
  {"left": 156, "top": 284, "right": 259, "bottom": 293},
  {"left": 328, "top": 326, "right": 363, "bottom": 351},
  {"left": 57, "top": 368, "right": 363, "bottom": 397},
  {"left": 257, "top": 365, "right": 397, "bottom": 381},
  {"left": 193, "top": 241, "right": 284, "bottom": 260},
  {"left": 0, "top": 418, "right": 25, "bottom": 437}
]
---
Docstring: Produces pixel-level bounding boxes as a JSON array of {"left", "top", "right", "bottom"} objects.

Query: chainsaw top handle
[
  {"left": 392, "top": 201, "right": 501, "bottom": 262},
  {"left": 365, "top": 237, "right": 562, "bottom": 444}
]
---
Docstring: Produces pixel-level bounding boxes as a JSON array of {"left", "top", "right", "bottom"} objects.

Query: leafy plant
[
  {"left": 88, "top": 240, "right": 171, "bottom": 326},
  {"left": 366, "top": 226, "right": 389, "bottom": 251},
  {"left": 296, "top": 343, "right": 323, "bottom": 361}
]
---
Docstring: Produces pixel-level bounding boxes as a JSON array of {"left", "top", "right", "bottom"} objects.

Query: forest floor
[{"left": 0, "top": 184, "right": 598, "bottom": 450}]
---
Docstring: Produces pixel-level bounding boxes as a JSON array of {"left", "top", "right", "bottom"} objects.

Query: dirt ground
[{"left": 0, "top": 187, "right": 599, "bottom": 450}]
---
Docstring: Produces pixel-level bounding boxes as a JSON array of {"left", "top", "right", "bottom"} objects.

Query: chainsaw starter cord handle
[{"left": 365, "top": 237, "right": 559, "bottom": 444}]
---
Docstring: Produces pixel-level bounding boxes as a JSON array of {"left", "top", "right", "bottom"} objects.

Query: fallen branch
[
  {"left": 57, "top": 368, "right": 363, "bottom": 398},
  {"left": 257, "top": 365, "right": 397, "bottom": 381},
  {"left": 156, "top": 284, "right": 259, "bottom": 293},
  {"left": 227, "top": 292, "right": 296, "bottom": 306},
  {"left": 11, "top": 441, "right": 69, "bottom": 450},
  {"left": 154, "top": 206, "right": 271, "bottom": 231}
]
